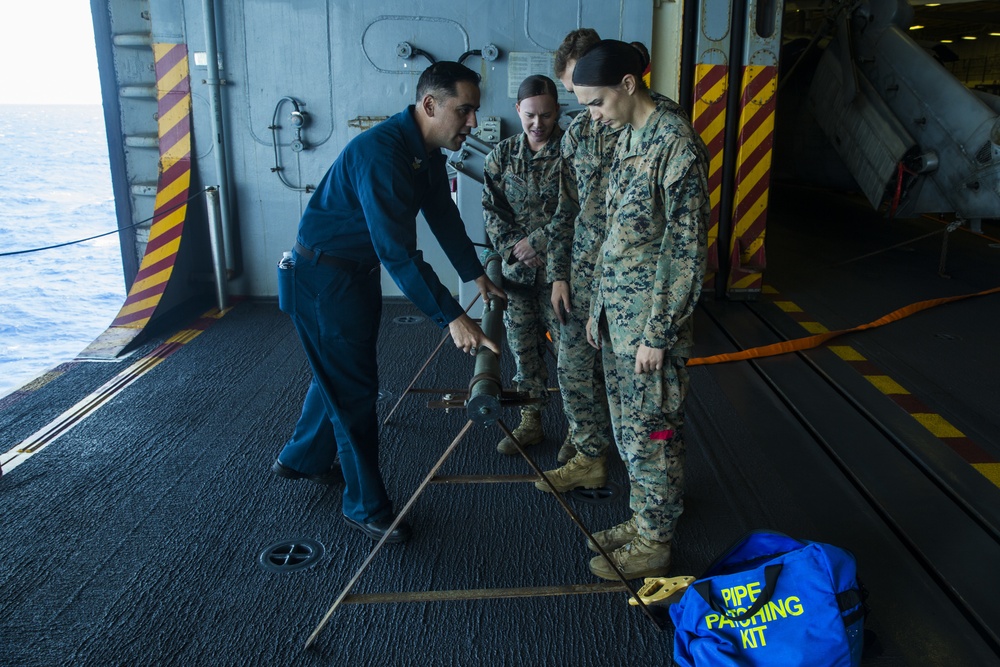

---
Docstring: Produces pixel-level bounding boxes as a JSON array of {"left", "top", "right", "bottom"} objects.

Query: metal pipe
[
  {"left": 201, "top": 0, "right": 237, "bottom": 276},
  {"left": 205, "top": 187, "right": 229, "bottom": 311},
  {"left": 305, "top": 420, "right": 476, "bottom": 650},
  {"left": 466, "top": 252, "right": 505, "bottom": 424}
]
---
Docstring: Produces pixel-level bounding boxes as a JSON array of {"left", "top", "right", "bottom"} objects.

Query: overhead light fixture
[
  {"left": 909, "top": 25, "right": 925, "bottom": 30},
  {"left": 990, "top": 32, "right": 1000, "bottom": 37},
  {"left": 925, "top": 3, "right": 940, "bottom": 6},
  {"left": 941, "top": 39, "right": 953, "bottom": 43},
  {"left": 963, "top": 36, "right": 977, "bottom": 40}
]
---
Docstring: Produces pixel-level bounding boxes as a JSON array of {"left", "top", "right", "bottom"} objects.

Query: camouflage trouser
[
  {"left": 503, "top": 274, "right": 560, "bottom": 402},
  {"left": 556, "top": 303, "right": 612, "bottom": 457},
  {"left": 599, "top": 314, "right": 689, "bottom": 544}
]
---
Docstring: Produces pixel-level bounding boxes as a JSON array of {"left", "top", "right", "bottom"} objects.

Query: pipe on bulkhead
[
  {"left": 201, "top": 0, "right": 239, "bottom": 278},
  {"left": 205, "top": 187, "right": 229, "bottom": 311}
]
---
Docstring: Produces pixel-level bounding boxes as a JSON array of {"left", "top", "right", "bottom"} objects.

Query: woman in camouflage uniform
[
  {"left": 536, "top": 32, "right": 689, "bottom": 491},
  {"left": 572, "top": 41, "right": 710, "bottom": 579},
  {"left": 483, "top": 75, "right": 564, "bottom": 456}
]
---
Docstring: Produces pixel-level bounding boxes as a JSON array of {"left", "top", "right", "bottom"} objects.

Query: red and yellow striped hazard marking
[
  {"left": 687, "top": 285, "right": 1000, "bottom": 488},
  {"left": 690, "top": 285, "right": 1000, "bottom": 366},
  {"left": 691, "top": 63, "right": 728, "bottom": 292},
  {"left": 827, "top": 344, "right": 1000, "bottom": 487},
  {"left": 112, "top": 42, "right": 193, "bottom": 329},
  {"left": 0, "top": 308, "right": 228, "bottom": 477},
  {"left": 727, "top": 65, "right": 777, "bottom": 297}
]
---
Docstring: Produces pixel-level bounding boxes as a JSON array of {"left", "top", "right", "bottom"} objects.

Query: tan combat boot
[
  {"left": 587, "top": 515, "right": 638, "bottom": 553},
  {"left": 534, "top": 452, "right": 606, "bottom": 493},
  {"left": 556, "top": 432, "right": 576, "bottom": 463},
  {"left": 497, "top": 407, "right": 543, "bottom": 455},
  {"left": 589, "top": 535, "right": 671, "bottom": 580}
]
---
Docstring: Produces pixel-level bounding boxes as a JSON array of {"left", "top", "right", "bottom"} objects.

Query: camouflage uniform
[
  {"left": 551, "top": 94, "right": 687, "bottom": 459},
  {"left": 483, "top": 129, "right": 564, "bottom": 402},
  {"left": 591, "top": 97, "right": 709, "bottom": 544},
  {"left": 549, "top": 111, "right": 616, "bottom": 457}
]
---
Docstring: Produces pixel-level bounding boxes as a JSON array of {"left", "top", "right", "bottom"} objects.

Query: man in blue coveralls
[{"left": 274, "top": 62, "right": 505, "bottom": 544}]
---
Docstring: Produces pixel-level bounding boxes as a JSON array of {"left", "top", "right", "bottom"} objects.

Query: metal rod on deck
[
  {"left": 303, "top": 250, "right": 662, "bottom": 651},
  {"left": 204, "top": 186, "right": 228, "bottom": 311},
  {"left": 305, "top": 420, "right": 475, "bottom": 650},
  {"left": 493, "top": 419, "right": 664, "bottom": 629}
]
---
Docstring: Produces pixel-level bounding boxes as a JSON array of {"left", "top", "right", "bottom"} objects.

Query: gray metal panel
[
  {"left": 744, "top": 0, "right": 783, "bottom": 64},
  {"left": 182, "top": 0, "right": 655, "bottom": 298},
  {"left": 148, "top": 0, "right": 186, "bottom": 41}
]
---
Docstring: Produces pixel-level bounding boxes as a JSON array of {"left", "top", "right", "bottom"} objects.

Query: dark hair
[
  {"left": 630, "top": 41, "right": 650, "bottom": 68},
  {"left": 416, "top": 61, "right": 481, "bottom": 102},
  {"left": 572, "top": 39, "right": 650, "bottom": 88},
  {"left": 554, "top": 28, "right": 601, "bottom": 77},
  {"left": 517, "top": 74, "right": 559, "bottom": 104}
]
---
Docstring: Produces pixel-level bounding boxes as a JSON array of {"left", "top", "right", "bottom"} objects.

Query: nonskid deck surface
[{"left": 2, "top": 188, "right": 999, "bottom": 665}]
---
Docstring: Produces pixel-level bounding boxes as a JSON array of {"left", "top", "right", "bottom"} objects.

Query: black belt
[{"left": 294, "top": 242, "right": 380, "bottom": 275}]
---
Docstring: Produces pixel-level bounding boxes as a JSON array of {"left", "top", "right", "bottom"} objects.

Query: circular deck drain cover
[
  {"left": 258, "top": 539, "right": 325, "bottom": 573},
  {"left": 393, "top": 315, "right": 424, "bottom": 325},
  {"left": 569, "top": 481, "right": 621, "bottom": 505}
]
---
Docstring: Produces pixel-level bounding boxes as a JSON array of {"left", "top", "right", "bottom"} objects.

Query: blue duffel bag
[{"left": 670, "top": 530, "right": 866, "bottom": 667}]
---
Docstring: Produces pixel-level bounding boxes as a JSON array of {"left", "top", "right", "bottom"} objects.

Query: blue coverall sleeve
[{"left": 353, "top": 148, "right": 467, "bottom": 328}]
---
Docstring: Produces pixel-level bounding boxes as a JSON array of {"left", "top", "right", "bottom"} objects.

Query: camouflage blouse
[
  {"left": 551, "top": 93, "right": 687, "bottom": 310},
  {"left": 549, "top": 110, "right": 622, "bottom": 297},
  {"left": 482, "top": 128, "right": 564, "bottom": 286},
  {"left": 592, "top": 97, "right": 710, "bottom": 358}
]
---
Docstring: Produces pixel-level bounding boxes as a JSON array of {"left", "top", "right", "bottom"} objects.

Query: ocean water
[{"left": 0, "top": 105, "right": 124, "bottom": 399}]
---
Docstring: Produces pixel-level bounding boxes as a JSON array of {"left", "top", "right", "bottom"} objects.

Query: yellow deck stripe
[
  {"left": 800, "top": 322, "right": 829, "bottom": 334},
  {"left": 912, "top": 414, "right": 965, "bottom": 439},
  {"left": 972, "top": 463, "right": 1000, "bottom": 486},
  {"left": 0, "top": 310, "right": 226, "bottom": 475},
  {"left": 828, "top": 345, "right": 865, "bottom": 361},
  {"left": 866, "top": 375, "right": 910, "bottom": 395}
]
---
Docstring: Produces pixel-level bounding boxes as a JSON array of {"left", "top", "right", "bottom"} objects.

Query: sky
[{"left": 0, "top": 1, "right": 102, "bottom": 104}]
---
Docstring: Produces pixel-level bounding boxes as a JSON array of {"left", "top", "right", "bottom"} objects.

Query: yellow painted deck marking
[
  {"left": 866, "top": 375, "right": 911, "bottom": 395},
  {"left": 801, "top": 322, "right": 829, "bottom": 334},
  {"left": 0, "top": 309, "right": 226, "bottom": 476},
  {"left": 773, "top": 301, "right": 802, "bottom": 313},
  {"left": 912, "top": 414, "right": 965, "bottom": 439},
  {"left": 973, "top": 463, "right": 1000, "bottom": 487},
  {"left": 828, "top": 346, "right": 865, "bottom": 361}
]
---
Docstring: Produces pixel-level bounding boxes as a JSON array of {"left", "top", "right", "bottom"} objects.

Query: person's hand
[
  {"left": 586, "top": 316, "right": 600, "bottom": 350},
  {"left": 551, "top": 281, "right": 571, "bottom": 325},
  {"left": 635, "top": 344, "right": 664, "bottom": 374},
  {"left": 512, "top": 237, "right": 537, "bottom": 262},
  {"left": 448, "top": 313, "right": 500, "bottom": 356},
  {"left": 474, "top": 274, "right": 506, "bottom": 304}
]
